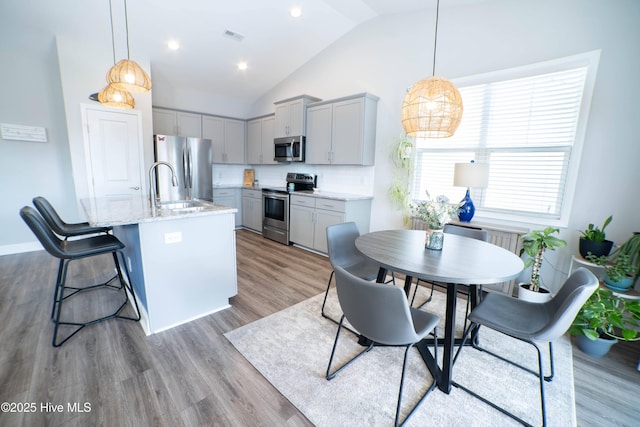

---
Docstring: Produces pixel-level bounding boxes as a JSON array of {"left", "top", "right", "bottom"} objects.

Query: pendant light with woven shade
[
  {"left": 98, "top": 0, "right": 135, "bottom": 109},
  {"left": 98, "top": 84, "right": 135, "bottom": 109},
  {"left": 105, "top": 0, "right": 152, "bottom": 93},
  {"left": 401, "top": 0, "right": 462, "bottom": 138}
]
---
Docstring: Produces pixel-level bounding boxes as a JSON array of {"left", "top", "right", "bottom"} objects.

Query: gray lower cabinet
[
  {"left": 242, "top": 188, "right": 262, "bottom": 232},
  {"left": 289, "top": 194, "right": 371, "bottom": 253},
  {"left": 213, "top": 188, "right": 242, "bottom": 228}
]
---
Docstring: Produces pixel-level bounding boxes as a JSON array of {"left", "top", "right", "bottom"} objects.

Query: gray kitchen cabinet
[
  {"left": 289, "top": 194, "right": 372, "bottom": 254},
  {"left": 213, "top": 188, "right": 242, "bottom": 228},
  {"left": 289, "top": 199, "right": 315, "bottom": 249},
  {"left": 152, "top": 108, "right": 202, "bottom": 137},
  {"left": 274, "top": 95, "right": 320, "bottom": 138},
  {"left": 203, "top": 115, "right": 246, "bottom": 164},
  {"left": 305, "top": 93, "right": 378, "bottom": 165},
  {"left": 242, "top": 188, "right": 262, "bottom": 232},
  {"left": 247, "top": 115, "right": 276, "bottom": 164}
]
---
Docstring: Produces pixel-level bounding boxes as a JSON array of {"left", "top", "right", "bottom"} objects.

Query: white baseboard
[{"left": 0, "top": 241, "right": 43, "bottom": 256}]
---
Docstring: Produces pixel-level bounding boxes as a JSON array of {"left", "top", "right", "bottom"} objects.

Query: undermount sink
[{"left": 158, "top": 200, "right": 207, "bottom": 211}]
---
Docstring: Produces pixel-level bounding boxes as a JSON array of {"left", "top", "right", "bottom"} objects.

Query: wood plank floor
[{"left": 1, "top": 229, "right": 638, "bottom": 426}]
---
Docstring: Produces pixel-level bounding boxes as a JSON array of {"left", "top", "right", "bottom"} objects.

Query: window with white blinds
[{"left": 412, "top": 52, "right": 599, "bottom": 226}]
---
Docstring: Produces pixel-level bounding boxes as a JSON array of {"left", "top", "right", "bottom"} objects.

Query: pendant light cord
[
  {"left": 432, "top": 0, "right": 440, "bottom": 77},
  {"left": 109, "top": 0, "right": 116, "bottom": 65},
  {"left": 124, "top": 0, "right": 131, "bottom": 60}
]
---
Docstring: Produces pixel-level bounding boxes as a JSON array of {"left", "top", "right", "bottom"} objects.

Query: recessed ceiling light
[
  {"left": 237, "top": 61, "right": 248, "bottom": 71},
  {"left": 290, "top": 7, "right": 302, "bottom": 18},
  {"left": 168, "top": 40, "right": 180, "bottom": 50}
]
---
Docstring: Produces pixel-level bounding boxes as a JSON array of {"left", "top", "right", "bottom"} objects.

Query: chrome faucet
[{"left": 149, "top": 161, "right": 179, "bottom": 208}]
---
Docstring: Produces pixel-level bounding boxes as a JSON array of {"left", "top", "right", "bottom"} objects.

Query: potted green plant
[
  {"left": 579, "top": 215, "right": 613, "bottom": 258},
  {"left": 610, "top": 232, "right": 640, "bottom": 284},
  {"left": 518, "top": 227, "right": 567, "bottom": 302},
  {"left": 570, "top": 288, "right": 640, "bottom": 357},
  {"left": 587, "top": 253, "right": 637, "bottom": 292}
]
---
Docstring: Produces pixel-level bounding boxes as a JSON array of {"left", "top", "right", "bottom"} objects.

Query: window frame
[{"left": 411, "top": 50, "right": 601, "bottom": 228}]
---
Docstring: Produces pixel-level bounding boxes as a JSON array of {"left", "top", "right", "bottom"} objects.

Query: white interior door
[{"left": 82, "top": 105, "right": 144, "bottom": 198}]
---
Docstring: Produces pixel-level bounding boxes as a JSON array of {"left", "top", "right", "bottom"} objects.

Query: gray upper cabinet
[
  {"left": 152, "top": 108, "right": 202, "bottom": 137},
  {"left": 305, "top": 93, "right": 378, "bottom": 166},
  {"left": 247, "top": 115, "right": 276, "bottom": 165},
  {"left": 203, "top": 115, "right": 246, "bottom": 164},
  {"left": 274, "top": 95, "right": 320, "bottom": 138}
]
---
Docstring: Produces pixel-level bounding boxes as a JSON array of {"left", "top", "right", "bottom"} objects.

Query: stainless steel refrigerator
[{"left": 153, "top": 135, "right": 213, "bottom": 201}]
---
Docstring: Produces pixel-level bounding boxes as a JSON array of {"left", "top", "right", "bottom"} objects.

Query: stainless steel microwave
[{"left": 274, "top": 136, "right": 305, "bottom": 162}]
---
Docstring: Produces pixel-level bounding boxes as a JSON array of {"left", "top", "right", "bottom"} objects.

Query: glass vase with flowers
[{"left": 412, "top": 193, "right": 461, "bottom": 250}]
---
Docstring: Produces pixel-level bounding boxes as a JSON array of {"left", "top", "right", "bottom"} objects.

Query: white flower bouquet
[{"left": 412, "top": 194, "right": 461, "bottom": 229}]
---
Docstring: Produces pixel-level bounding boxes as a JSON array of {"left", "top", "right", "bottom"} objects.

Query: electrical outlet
[{"left": 164, "top": 231, "right": 182, "bottom": 244}]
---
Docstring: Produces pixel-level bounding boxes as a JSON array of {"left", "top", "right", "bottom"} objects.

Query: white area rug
[{"left": 225, "top": 286, "right": 576, "bottom": 426}]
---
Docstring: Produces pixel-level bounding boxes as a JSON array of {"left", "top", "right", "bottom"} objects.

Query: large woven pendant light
[
  {"left": 98, "top": 0, "right": 135, "bottom": 109},
  {"left": 105, "top": 0, "right": 152, "bottom": 93},
  {"left": 401, "top": 0, "right": 462, "bottom": 138},
  {"left": 98, "top": 84, "right": 135, "bottom": 109}
]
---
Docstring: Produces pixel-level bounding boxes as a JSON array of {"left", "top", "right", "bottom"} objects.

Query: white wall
[
  {"left": 0, "top": 34, "right": 77, "bottom": 253},
  {"left": 250, "top": 0, "right": 640, "bottom": 292}
]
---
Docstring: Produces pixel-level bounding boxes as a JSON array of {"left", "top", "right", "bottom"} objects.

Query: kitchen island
[{"left": 81, "top": 195, "right": 238, "bottom": 335}]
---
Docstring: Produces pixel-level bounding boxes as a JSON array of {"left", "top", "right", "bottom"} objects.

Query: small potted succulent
[
  {"left": 579, "top": 215, "right": 613, "bottom": 259},
  {"left": 518, "top": 227, "right": 567, "bottom": 302},
  {"left": 570, "top": 288, "right": 640, "bottom": 357}
]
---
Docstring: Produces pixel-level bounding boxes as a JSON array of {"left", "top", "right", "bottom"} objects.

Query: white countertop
[
  {"left": 289, "top": 190, "right": 373, "bottom": 201},
  {"left": 81, "top": 195, "right": 237, "bottom": 227},
  {"left": 214, "top": 185, "right": 372, "bottom": 201}
]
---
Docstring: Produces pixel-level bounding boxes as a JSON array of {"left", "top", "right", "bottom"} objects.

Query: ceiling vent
[{"left": 223, "top": 29, "right": 245, "bottom": 42}]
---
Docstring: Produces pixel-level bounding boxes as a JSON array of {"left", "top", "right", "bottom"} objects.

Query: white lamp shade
[{"left": 454, "top": 162, "right": 489, "bottom": 188}]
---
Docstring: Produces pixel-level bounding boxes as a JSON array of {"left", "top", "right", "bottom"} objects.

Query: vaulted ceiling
[{"left": 4, "top": 0, "right": 486, "bottom": 105}]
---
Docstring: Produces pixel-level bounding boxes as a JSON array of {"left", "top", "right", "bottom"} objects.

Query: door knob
[{"left": 130, "top": 186, "right": 140, "bottom": 190}]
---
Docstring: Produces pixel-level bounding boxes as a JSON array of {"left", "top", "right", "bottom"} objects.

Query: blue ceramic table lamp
[{"left": 453, "top": 161, "right": 489, "bottom": 222}]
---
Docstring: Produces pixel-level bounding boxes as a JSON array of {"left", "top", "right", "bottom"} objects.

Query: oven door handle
[{"left": 263, "top": 192, "right": 289, "bottom": 201}]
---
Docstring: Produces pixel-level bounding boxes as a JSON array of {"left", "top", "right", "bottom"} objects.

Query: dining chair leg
[
  {"left": 395, "top": 338, "right": 438, "bottom": 426},
  {"left": 321, "top": 270, "right": 335, "bottom": 319},
  {"left": 410, "top": 279, "right": 434, "bottom": 308},
  {"left": 326, "top": 315, "right": 374, "bottom": 380},
  {"left": 453, "top": 323, "right": 548, "bottom": 427},
  {"left": 322, "top": 270, "right": 359, "bottom": 336}
]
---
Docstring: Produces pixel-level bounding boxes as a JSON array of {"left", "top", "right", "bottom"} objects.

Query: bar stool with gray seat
[
  {"left": 452, "top": 267, "right": 598, "bottom": 426},
  {"left": 20, "top": 206, "right": 140, "bottom": 347},
  {"left": 322, "top": 222, "right": 395, "bottom": 332},
  {"left": 33, "top": 196, "right": 111, "bottom": 238},
  {"left": 326, "top": 265, "right": 440, "bottom": 427}
]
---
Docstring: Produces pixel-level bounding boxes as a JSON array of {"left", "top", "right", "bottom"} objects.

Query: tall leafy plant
[{"left": 520, "top": 227, "right": 567, "bottom": 292}]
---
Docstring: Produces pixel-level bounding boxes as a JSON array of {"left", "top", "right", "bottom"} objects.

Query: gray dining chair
[
  {"left": 411, "top": 224, "right": 489, "bottom": 310},
  {"left": 452, "top": 267, "right": 598, "bottom": 427},
  {"left": 322, "top": 222, "right": 394, "bottom": 332},
  {"left": 326, "top": 265, "right": 440, "bottom": 427}
]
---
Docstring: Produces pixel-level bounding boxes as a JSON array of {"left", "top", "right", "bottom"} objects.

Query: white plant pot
[{"left": 517, "top": 283, "right": 552, "bottom": 303}]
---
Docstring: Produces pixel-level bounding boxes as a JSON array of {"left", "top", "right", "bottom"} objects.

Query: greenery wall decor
[{"left": 388, "top": 134, "right": 414, "bottom": 225}]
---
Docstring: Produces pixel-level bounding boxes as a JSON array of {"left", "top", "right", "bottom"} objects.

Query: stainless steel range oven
[
  {"left": 262, "top": 172, "right": 316, "bottom": 245},
  {"left": 262, "top": 189, "right": 290, "bottom": 244}
]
